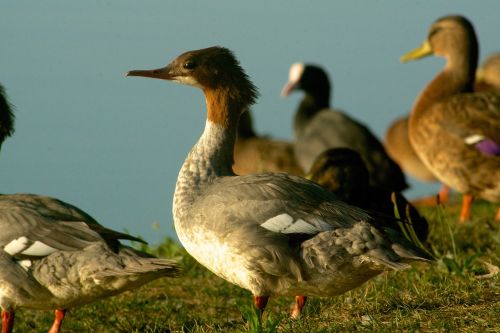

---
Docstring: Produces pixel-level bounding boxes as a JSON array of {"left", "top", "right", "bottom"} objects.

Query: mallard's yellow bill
[{"left": 400, "top": 40, "right": 433, "bottom": 63}]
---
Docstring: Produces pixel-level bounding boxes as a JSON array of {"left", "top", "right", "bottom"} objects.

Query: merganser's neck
[
  {"left": 294, "top": 92, "right": 330, "bottom": 137},
  {"left": 173, "top": 88, "right": 239, "bottom": 217},
  {"left": 410, "top": 59, "right": 475, "bottom": 123}
]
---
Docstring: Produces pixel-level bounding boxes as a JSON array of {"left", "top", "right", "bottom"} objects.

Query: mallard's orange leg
[
  {"left": 412, "top": 185, "right": 449, "bottom": 207},
  {"left": 48, "top": 309, "right": 66, "bottom": 333},
  {"left": 495, "top": 206, "right": 500, "bottom": 221},
  {"left": 1, "top": 310, "right": 14, "bottom": 333},
  {"left": 459, "top": 194, "right": 474, "bottom": 223},
  {"left": 290, "top": 295, "right": 307, "bottom": 319},
  {"left": 437, "top": 185, "right": 450, "bottom": 205}
]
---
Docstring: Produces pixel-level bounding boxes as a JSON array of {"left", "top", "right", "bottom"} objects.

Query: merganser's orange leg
[
  {"left": 1, "top": 310, "right": 14, "bottom": 333},
  {"left": 459, "top": 194, "right": 474, "bottom": 223},
  {"left": 290, "top": 295, "right": 307, "bottom": 319},
  {"left": 48, "top": 309, "right": 66, "bottom": 333},
  {"left": 495, "top": 206, "right": 500, "bottom": 221},
  {"left": 253, "top": 295, "right": 269, "bottom": 319}
]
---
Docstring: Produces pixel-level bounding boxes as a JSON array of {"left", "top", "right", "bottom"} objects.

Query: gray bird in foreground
[
  {"left": 0, "top": 88, "right": 179, "bottom": 333},
  {"left": 126, "top": 46, "right": 431, "bottom": 320},
  {"left": 0, "top": 194, "right": 180, "bottom": 333}
]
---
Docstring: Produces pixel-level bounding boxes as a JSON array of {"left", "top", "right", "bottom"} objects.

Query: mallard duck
[
  {"left": 233, "top": 110, "right": 304, "bottom": 176},
  {"left": 307, "top": 147, "right": 429, "bottom": 243},
  {"left": 386, "top": 52, "right": 500, "bottom": 187},
  {"left": 384, "top": 116, "right": 438, "bottom": 183},
  {"left": 384, "top": 52, "right": 500, "bottom": 204},
  {"left": 384, "top": 116, "right": 450, "bottom": 205},
  {"left": 475, "top": 52, "right": 500, "bottom": 92},
  {"left": 281, "top": 63, "right": 408, "bottom": 192},
  {"left": 401, "top": 15, "right": 500, "bottom": 222},
  {"left": 126, "top": 46, "right": 430, "bottom": 319}
]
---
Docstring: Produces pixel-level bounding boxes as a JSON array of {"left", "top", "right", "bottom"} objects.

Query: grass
[{"left": 13, "top": 199, "right": 499, "bottom": 332}]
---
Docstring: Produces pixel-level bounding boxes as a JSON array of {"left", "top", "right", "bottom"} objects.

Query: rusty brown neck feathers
[{"left": 205, "top": 88, "right": 242, "bottom": 129}]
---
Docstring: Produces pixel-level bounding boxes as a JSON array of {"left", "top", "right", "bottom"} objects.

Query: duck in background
[
  {"left": 281, "top": 63, "right": 408, "bottom": 192},
  {"left": 385, "top": 53, "right": 500, "bottom": 205},
  {"left": 475, "top": 52, "right": 500, "bottom": 92},
  {"left": 233, "top": 110, "right": 304, "bottom": 176},
  {"left": 401, "top": 15, "right": 500, "bottom": 222},
  {"left": 127, "top": 46, "right": 430, "bottom": 320},
  {"left": 384, "top": 116, "right": 450, "bottom": 205},
  {"left": 0, "top": 85, "right": 180, "bottom": 333},
  {"left": 307, "top": 147, "right": 429, "bottom": 243}
]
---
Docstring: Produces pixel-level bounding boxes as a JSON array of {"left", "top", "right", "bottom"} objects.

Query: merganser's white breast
[{"left": 176, "top": 228, "right": 256, "bottom": 291}]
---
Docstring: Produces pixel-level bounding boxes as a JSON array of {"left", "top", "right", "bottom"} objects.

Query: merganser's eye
[{"left": 183, "top": 60, "right": 196, "bottom": 70}]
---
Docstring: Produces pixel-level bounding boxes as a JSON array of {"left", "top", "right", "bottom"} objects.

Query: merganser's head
[
  {"left": 281, "top": 63, "right": 331, "bottom": 100},
  {"left": 126, "top": 46, "right": 258, "bottom": 113},
  {"left": 0, "top": 84, "right": 15, "bottom": 149},
  {"left": 400, "top": 15, "right": 478, "bottom": 66}
]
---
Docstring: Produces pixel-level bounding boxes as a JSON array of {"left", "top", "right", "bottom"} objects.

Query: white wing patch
[
  {"left": 22, "top": 241, "right": 58, "bottom": 256},
  {"left": 261, "top": 214, "right": 330, "bottom": 234},
  {"left": 283, "top": 219, "right": 318, "bottom": 234},
  {"left": 4, "top": 237, "right": 58, "bottom": 257},
  {"left": 17, "top": 259, "right": 32, "bottom": 271},
  {"left": 4, "top": 236, "right": 30, "bottom": 255},
  {"left": 260, "top": 214, "right": 294, "bottom": 232},
  {"left": 464, "top": 134, "right": 485, "bottom": 145}
]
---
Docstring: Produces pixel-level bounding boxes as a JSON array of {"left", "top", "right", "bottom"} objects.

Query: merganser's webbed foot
[{"left": 47, "top": 309, "right": 66, "bottom": 333}]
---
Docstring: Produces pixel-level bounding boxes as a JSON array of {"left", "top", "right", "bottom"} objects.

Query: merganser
[
  {"left": 401, "top": 15, "right": 500, "bottom": 222},
  {"left": 126, "top": 46, "right": 430, "bottom": 319},
  {"left": 0, "top": 90, "right": 180, "bottom": 333},
  {"left": 281, "top": 63, "right": 408, "bottom": 192},
  {"left": 233, "top": 110, "right": 304, "bottom": 176},
  {"left": 307, "top": 148, "right": 428, "bottom": 243}
]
